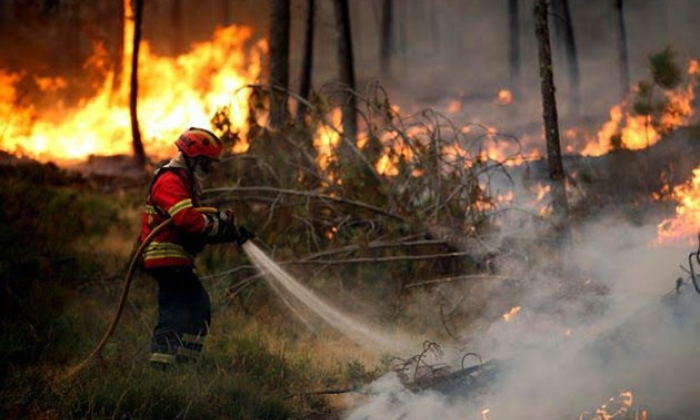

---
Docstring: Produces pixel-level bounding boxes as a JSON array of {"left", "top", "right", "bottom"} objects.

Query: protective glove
[
  {"left": 235, "top": 226, "right": 256, "bottom": 246},
  {"left": 205, "top": 209, "right": 238, "bottom": 244}
]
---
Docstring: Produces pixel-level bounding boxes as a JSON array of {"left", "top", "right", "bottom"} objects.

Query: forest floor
[{"left": 2, "top": 125, "right": 700, "bottom": 420}]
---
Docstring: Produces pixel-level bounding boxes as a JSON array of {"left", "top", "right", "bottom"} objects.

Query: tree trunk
[
  {"left": 333, "top": 0, "right": 358, "bottom": 145},
  {"left": 380, "top": 0, "right": 393, "bottom": 80},
  {"left": 614, "top": 0, "right": 630, "bottom": 97},
  {"left": 297, "top": 0, "right": 315, "bottom": 123},
  {"left": 170, "top": 0, "right": 183, "bottom": 55},
  {"left": 533, "top": 0, "right": 571, "bottom": 249},
  {"left": 269, "top": 0, "right": 290, "bottom": 130},
  {"left": 130, "top": 0, "right": 146, "bottom": 169},
  {"left": 560, "top": 0, "right": 580, "bottom": 113},
  {"left": 507, "top": 0, "right": 520, "bottom": 95}
]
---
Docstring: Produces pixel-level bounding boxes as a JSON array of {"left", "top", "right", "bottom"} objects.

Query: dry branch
[{"left": 404, "top": 274, "right": 516, "bottom": 289}]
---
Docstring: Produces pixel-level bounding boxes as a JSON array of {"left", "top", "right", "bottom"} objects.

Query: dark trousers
[{"left": 147, "top": 266, "right": 211, "bottom": 365}]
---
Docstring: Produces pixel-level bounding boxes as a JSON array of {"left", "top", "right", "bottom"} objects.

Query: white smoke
[{"left": 341, "top": 214, "right": 700, "bottom": 420}]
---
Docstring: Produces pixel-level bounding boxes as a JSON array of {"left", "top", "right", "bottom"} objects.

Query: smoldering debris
[{"left": 343, "top": 220, "right": 700, "bottom": 420}]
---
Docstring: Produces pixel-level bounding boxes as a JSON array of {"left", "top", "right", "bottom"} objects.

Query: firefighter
[{"left": 141, "top": 127, "right": 252, "bottom": 368}]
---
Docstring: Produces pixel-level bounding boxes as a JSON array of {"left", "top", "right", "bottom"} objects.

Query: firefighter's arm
[
  {"left": 204, "top": 209, "right": 256, "bottom": 245},
  {"left": 152, "top": 173, "right": 254, "bottom": 243},
  {"left": 151, "top": 174, "right": 208, "bottom": 234}
]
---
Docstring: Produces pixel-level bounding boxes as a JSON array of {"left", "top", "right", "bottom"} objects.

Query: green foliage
[
  {"left": 1, "top": 84, "right": 524, "bottom": 419},
  {"left": 649, "top": 47, "right": 682, "bottom": 90},
  {"left": 0, "top": 163, "right": 119, "bottom": 369},
  {"left": 624, "top": 45, "right": 692, "bottom": 143},
  {"left": 55, "top": 343, "right": 294, "bottom": 420}
]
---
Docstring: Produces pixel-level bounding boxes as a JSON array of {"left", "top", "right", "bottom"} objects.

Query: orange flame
[
  {"left": 447, "top": 99, "right": 462, "bottom": 114},
  {"left": 314, "top": 108, "right": 343, "bottom": 171},
  {"left": 481, "top": 408, "right": 491, "bottom": 420},
  {"left": 657, "top": 165, "right": 700, "bottom": 244},
  {"left": 0, "top": 0, "right": 264, "bottom": 163},
  {"left": 502, "top": 306, "right": 521, "bottom": 321},
  {"left": 497, "top": 89, "right": 512, "bottom": 105},
  {"left": 581, "top": 59, "right": 698, "bottom": 157}
]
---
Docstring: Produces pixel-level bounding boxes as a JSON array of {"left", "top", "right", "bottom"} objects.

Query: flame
[
  {"left": 0, "top": 0, "right": 264, "bottom": 163},
  {"left": 581, "top": 59, "right": 698, "bottom": 157},
  {"left": 480, "top": 408, "right": 491, "bottom": 420},
  {"left": 447, "top": 99, "right": 462, "bottom": 114},
  {"left": 502, "top": 306, "right": 521, "bottom": 321},
  {"left": 497, "top": 89, "right": 512, "bottom": 105},
  {"left": 579, "top": 391, "right": 636, "bottom": 420},
  {"left": 375, "top": 130, "right": 415, "bottom": 176},
  {"left": 313, "top": 108, "right": 343, "bottom": 171},
  {"left": 657, "top": 165, "right": 700, "bottom": 244}
]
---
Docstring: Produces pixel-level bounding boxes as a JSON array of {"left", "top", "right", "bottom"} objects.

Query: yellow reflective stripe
[
  {"left": 143, "top": 254, "right": 191, "bottom": 261},
  {"left": 146, "top": 241, "right": 186, "bottom": 252},
  {"left": 143, "top": 241, "right": 191, "bottom": 260},
  {"left": 182, "top": 334, "right": 205, "bottom": 344},
  {"left": 168, "top": 199, "right": 193, "bottom": 217},
  {"left": 150, "top": 353, "right": 177, "bottom": 365},
  {"left": 145, "top": 205, "right": 159, "bottom": 215}
]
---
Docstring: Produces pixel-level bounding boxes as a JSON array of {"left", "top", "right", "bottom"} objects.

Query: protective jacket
[{"left": 140, "top": 164, "right": 209, "bottom": 269}]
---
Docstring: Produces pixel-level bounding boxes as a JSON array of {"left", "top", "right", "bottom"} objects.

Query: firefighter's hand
[
  {"left": 235, "top": 226, "right": 256, "bottom": 246},
  {"left": 206, "top": 209, "right": 238, "bottom": 244}
]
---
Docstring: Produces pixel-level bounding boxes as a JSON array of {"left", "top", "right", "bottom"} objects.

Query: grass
[{"left": 0, "top": 162, "right": 390, "bottom": 420}]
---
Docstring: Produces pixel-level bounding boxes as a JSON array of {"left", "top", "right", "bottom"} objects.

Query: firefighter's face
[{"left": 195, "top": 157, "right": 217, "bottom": 180}]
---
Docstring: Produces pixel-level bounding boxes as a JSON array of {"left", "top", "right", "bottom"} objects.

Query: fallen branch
[
  {"left": 404, "top": 274, "right": 516, "bottom": 289},
  {"left": 278, "top": 251, "right": 476, "bottom": 266},
  {"left": 284, "top": 387, "right": 360, "bottom": 399},
  {"left": 204, "top": 186, "right": 406, "bottom": 222}
]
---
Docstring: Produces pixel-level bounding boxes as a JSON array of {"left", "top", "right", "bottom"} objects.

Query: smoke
[{"left": 340, "top": 212, "right": 700, "bottom": 420}]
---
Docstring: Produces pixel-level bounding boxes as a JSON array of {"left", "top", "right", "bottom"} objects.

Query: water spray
[
  {"left": 242, "top": 241, "right": 399, "bottom": 352},
  {"left": 62, "top": 207, "right": 399, "bottom": 382}
]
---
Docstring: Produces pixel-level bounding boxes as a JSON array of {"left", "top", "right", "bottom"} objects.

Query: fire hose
[{"left": 62, "top": 207, "right": 219, "bottom": 380}]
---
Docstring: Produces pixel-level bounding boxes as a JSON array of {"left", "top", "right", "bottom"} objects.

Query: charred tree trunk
[
  {"left": 507, "top": 0, "right": 520, "bottom": 95},
  {"left": 297, "top": 0, "right": 315, "bottom": 123},
  {"left": 614, "top": 0, "right": 630, "bottom": 97},
  {"left": 170, "top": 0, "right": 183, "bottom": 55},
  {"left": 130, "top": 0, "right": 146, "bottom": 169},
  {"left": 380, "top": 0, "right": 393, "bottom": 80},
  {"left": 533, "top": 0, "right": 571, "bottom": 249},
  {"left": 269, "top": 0, "right": 290, "bottom": 130},
  {"left": 560, "top": 0, "right": 580, "bottom": 113},
  {"left": 334, "top": 0, "right": 358, "bottom": 146}
]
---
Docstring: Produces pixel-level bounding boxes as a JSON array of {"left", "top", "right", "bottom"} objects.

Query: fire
[
  {"left": 313, "top": 108, "right": 343, "bottom": 171},
  {"left": 0, "top": 0, "right": 264, "bottom": 163},
  {"left": 375, "top": 130, "right": 415, "bottom": 176},
  {"left": 657, "top": 165, "right": 700, "bottom": 244},
  {"left": 581, "top": 59, "right": 698, "bottom": 157},
  {"left": 447, "top": 99, "right": 462, "bottom": 114},
  {"left": 502, "top": 306, "right": 521, "bottom": 321},
  {"left": 480, "top": 408, "right": 491, "bottom": 420},
  {"left": 497, "top": 89, "right": 512, "bottom": 105},
  {"left": 579, "top": 391, "right": 636, "bottom": 420}
]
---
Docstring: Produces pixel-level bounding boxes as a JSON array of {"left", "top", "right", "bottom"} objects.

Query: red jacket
[{"left": 141, "top": 167, "right": 209, "bottom": 268}]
